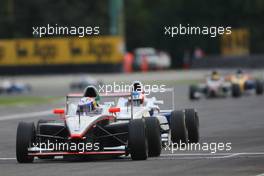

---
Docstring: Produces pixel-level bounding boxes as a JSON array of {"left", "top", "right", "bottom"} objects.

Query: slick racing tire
[
  {"left": 189, "top": 85, "right": 198, "bottom": 100},
  {"left": 16, "top": 122, "right": 36, "bottom": 163},
  {"left": 185, "top": 109, "right": 199, "bottom": 143},
  {"left": 255, "top": 80, "right": 264, "bottom": 95},
  {"left": 170, "top": 110, "right": 188, "bottom": 144},
  {"left": 145, "top": 117, "right": 161, "bottom": 157},
  {"left": 232, "top": 84, "right": 241, "bottom": 98},
  {"left": 128, "top": 119, "right": 148, "bottom": 160}
]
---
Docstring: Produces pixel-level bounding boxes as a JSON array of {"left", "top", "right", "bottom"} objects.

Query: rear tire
[
  {"left": 256, "top": 80, "right": 264, "bottom": 95},
  {"left": 128, "top": 119, "right": 148, "bottom": 160},
  {"left": 170, "top": 110, "right": 188, "bottom": 144},
  {"left": 185, "top": 109, "right": 199, "bottom": 143},
  {"left": 145, "top": 117, "right": 161, "bottom": 157},
  {"left": 16, "top": 122, "right": 35, "bottom": 163},
  {"left": 232, "top": 84, "right": 241, "bottom": 97}
]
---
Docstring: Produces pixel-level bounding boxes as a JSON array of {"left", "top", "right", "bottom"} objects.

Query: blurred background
[
  {"left": 1, "top": 2, "right": 264, "bottom": 175},
  {"left": 0, "top": 0, "right": 263, "bottom": 74}
]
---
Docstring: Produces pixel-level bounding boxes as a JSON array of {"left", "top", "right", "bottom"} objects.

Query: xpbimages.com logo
[
  {"left": 164, "top": 24, "right": 232, "bottom": 38},
  {"left": 32, "top": 140, "right": 100, "bottom": 153},
  {"left": 98, "top": 82, "right": 167, "bottom": 95},
  {"left": 164, "top": 141, "right": 232, "bottom": 154},
  {"left": 32, "top": 24, "right": 100, "bottom": 37}
]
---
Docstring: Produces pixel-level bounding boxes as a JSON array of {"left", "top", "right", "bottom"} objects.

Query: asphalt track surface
[{"left": 1, "top": 71, "right": 264, "bottom": 176}]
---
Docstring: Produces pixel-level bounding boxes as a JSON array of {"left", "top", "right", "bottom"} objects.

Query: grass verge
[{"left": 0, "top": 96, "right": 62, "bottom": 106}]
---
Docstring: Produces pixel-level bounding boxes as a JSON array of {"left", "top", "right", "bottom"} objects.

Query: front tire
[
  {"left": 145, "top": 117, "right": 161, "bottom": 157},
  {"left": 185, "top": 109, "right": 199, "bottom": 143},
  {"left": 128, "top": 119, "right": 148, "bottom": 160},
  {"left": 170, "top": 110, "right": 188, "bottom": 144},
  {"left": 16, "top": 122, "right": 35, "bottom": 163}
]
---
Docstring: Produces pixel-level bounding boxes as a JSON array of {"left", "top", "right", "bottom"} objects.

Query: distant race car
[
  {"left": 16, "top": 86, "right": 159, "bottom": 163},
  {"left": 116, "top": 81, "right": 199, "bottom": 149},
  {"left": 70, "top": 76, "right": 103, "bottom": 91},
  {"left": 226, "top": 70, "right": 264, "bottom": 97},
  {"left": 189, "top": 71, "right": 231, "bottom": 100},
  {"left": 0, "top": 80, "right": 31, "bottom": 94},
  {"left": 133, "top": 47, "right": 171, "bottom": 70},
  {"left": 189, "top": 70, "right": 264, "bottom": 100}
]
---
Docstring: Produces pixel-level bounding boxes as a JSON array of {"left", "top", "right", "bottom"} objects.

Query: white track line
[
  {"left": 161, "top": 153, "right": 231, "bottom": 156},
  {"left": 255, "top": 173, "right": 264, "bottom": 176},
  {"left": 0, "top": 110, "right": 52, "bottom": 121},
  {"left": 161, "top": 152, "right": 264, "bottom": 156},
  {"left": 160, "top": 152, "right": 264, "bottom": 159},
  {"left": 0, "top": 158, "right": 16, "bottom": 160},
  {"left": 1, "top": 152, "right": 264, "bottom": 161}
]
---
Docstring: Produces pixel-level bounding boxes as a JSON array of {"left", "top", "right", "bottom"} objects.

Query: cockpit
[
  {"left": 66, "top": 86, "right": 101, "bottom": 116},
  {"left": 77, "top": 97, "right": 97, "bottom": 115}
]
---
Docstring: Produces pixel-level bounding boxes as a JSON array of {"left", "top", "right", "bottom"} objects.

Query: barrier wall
[{"left": 0, "top": 36, "right": 124, "bottom": 74}]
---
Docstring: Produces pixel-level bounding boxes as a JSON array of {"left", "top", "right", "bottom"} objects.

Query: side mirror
[
  {"left": 108, "top": 107, "right": 120, "bottom": 113},
  {"left": 53, "top": 109, "right": 65, "bottom": 115}
]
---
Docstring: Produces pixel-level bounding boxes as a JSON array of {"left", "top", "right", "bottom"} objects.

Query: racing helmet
[
  {"left": 77, "top": 97, "right": 97, "bottom": 115},
  {"left": 236, "top": 69, "right": 244, "bottom": 77},
  {"left": 132, "top": 81, "right": 143, "bottom": 92},
  {"left": 211, "top": 70, "right": 220, "bottom": 81},
  {"left": 236, "top": 69, "right": 243, "bottom": 74}
]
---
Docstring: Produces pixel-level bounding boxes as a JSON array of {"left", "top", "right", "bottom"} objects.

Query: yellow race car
[{"left": 226, "top": 70, "right": 264, "bottom": 97}]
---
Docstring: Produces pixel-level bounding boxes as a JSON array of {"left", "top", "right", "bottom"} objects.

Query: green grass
[{"left": 0, "top": 96, "right": 62, "bottom": 106}]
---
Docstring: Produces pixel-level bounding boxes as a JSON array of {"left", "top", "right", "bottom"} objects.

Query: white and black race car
[
  {"left": 115, "top": 81, "right": 199, "bottom": 147},
  {"left": 16, "top": 86, "right": 160, "bottom": 163}
]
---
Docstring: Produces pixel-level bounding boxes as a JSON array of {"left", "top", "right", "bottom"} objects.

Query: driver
[
  {"left": 236, "top": 69, "right": 244, "bottom": 77},
  {"left": 77, "top": 97, "right": 98, "bottom": 115},
  {"left": 132, "top": 81, "right": 143, "bottom": 92},
  {"left": 211, "top": 70, "right": 221, "bottom": 81},
  {"left": 130, "top": 81, "right": 145, "bottom": 106}
]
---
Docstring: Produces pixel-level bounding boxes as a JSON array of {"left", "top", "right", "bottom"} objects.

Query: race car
[
  {"left": 0, "top": 80, "right": 31, "bottom": 94},
  {"left": 189, "top": 71, "right": 231, "bottom": 100},
  {"left": 16, "top": 86, "right": 159, "bottom": 163},
  {"left": 115, "top": 81, "right": 199, "bottom": 148},
  {"left": 133, "top": 48, "right": 172, "bottom": 70},
  {"left": 226, "top": 69, "right": 264, "bottom": 97},
  {"left": 70, "top": 76, "right": 103, "bottom": 91}
]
